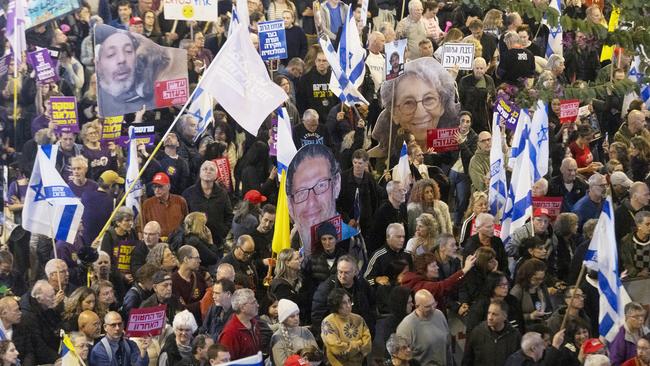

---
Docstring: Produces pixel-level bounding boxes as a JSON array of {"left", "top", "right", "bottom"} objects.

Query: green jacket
[{"left": 469, "top": 149, "right": 490, "bottom": 193}]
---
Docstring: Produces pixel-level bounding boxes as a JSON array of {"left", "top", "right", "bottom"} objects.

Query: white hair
[
  {"left": 172, "top": 310, "right": 198, "bottom": 333},
  {"left": 521, "top": 332, "right": 542, "bottom": 352},
  {"left": 408, "top": 0, "right": 422, "bottom": 11},
  {"left": 31, "top": 280, "right": 54, "bottom": 299},
  {"left": 475, "top": 213, "right": 495, "bottom": 227},
  {"left": 231, "top": 289, "right": 256, "bottom": 312},
  {"left": 44, "top": 258, "right": 67, "bottom": 277},
  {"left": 584, "top": 354, "right": 610, "bottom": 366}
]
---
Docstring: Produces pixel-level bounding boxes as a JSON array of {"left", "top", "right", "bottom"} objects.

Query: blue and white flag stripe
[
  {"left": 488, "top": 111, "right": 507, "bottom": 220},
  {"left": 188, "top": 87, "right": 215, "bottom": 143},
  {"left": 531, "top": 100, "right": 549, "bottom": 180},
  {"left": 546, "top": 0, "right": 563, "bottom": 57},
  {"left": 392, "top": 142, "right": 411, "bottom": 190},
  {"left": 276, "top": 107, "right": 298, "bottom": 174},
  {"left": 125, "top": 126, "right": 143, "bottom": 219}
]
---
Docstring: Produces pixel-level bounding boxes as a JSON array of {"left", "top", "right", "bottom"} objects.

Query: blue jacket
[{"left": 90, "top": 337, "right": 148, "bottom": 366}]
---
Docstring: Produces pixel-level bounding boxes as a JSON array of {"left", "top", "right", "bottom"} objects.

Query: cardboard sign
[
  {"left": 494, "top": 96, "right": 521, "bottom": 131},
  {"left": 162, "top": 0, "right": 218, "bottom": 21},
  {"left": 532, "top": 196, "right": 563, "bottom": 218},
  {"left": 441, "top": 43, "right": 475, "bottom": 70},
  {"left": 258, "top": 20, "right": 288, "bottom": 61},
  {"left": 112, "top": 240, "right": 136, "bottom": 273},
  {"left": 0, "top": 55, "right": 10, "bottom": 78},
  {"left": 116, "top": 124, "right": 156, "bottom": 147},
  {"left": 427, "top": 128, "right": 460, "bottom": 152},
  {"left": 270, "top": 118, "right": 278, "bottom": 156},
  {"left": 27, "top": 49, "right": 59, "bottom": 85},
  {"left": 213, "top": 157, "right": 232, "bottom": 192},
  {"left": 310, "top": 215, "right": 343, "bottom": 245},
  {"left": 25, "top": 0, "right": 81, "bottom": 29},
  {"left": 560, "top": 99, "right": 580, "bottom": 124},
  {"left": 154, "top": 78, "right": 189, "bottom": 109},
  {"left": 101, "top": 116, "right": 124, "bottom": 142},
  {"left": 385, "top": 39, "right": 407, "bottom": 81},
  {"left": 126, "top": 305, "right": 167, "bottom": 337},
  {"left": 50, "top": 96, "right": 79, "bottom": 133}
]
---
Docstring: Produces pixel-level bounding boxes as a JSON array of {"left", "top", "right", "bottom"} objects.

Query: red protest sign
[
  {"left": 427, "top": 128, "right": 460, "bottom": 152},
  {"left": 310, "top": 215, "right": 343, "bottom": 246},
  {"left": 155, "top": 78, "right": 189, "bottom": 108},
  {"left": 532, "top": 196, "right": 563, "bottom": 218},
  {"left": 212, "top": 158, "right": 232, "bottom": 192},
  {"left": 559, "top": 99, "right": 580, "bottom": 124},
  {"left": 126, "top": 305, "right": 167, "bottom": 337}
]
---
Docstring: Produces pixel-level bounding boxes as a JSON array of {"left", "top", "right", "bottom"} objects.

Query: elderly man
[
  {"left": 0, "top": 297, "right": 27, "bottom": 359},
  {"left": 78, "top": 310, "right": 102, "bottom": 342},
  {"left": 183, "top": 160, "right": 234, "bottom": 246},
  {"left": 469, "top": 131, "right": 492, "bottom": 193},
  {"left": 572, "top": 173, "right": 608, "bottom": 230},
  {"left": 44, "top": 258, "right": 74, "bottom": 296},
  {"left": 620, "top": 211, "right": 650, "bottom": 278},
  {"left": 141, "top": 271, "right": 185, "bottom": 325},
  {"left": 130, "top": 221, "right": 162, "bottom": 273},
  {"left": 615, "top": 110, "right": 650, "bottom": 147},
  {"left": 90, "top": 312, "right": 149, "bottom": 366},
  {"left": 537, "top": 54, "right": 567, "bottom": 88},
  {"left": 616, "top": 182, "right": 650, "bottom": 239},
  {"left": 395, "top": 0, "right": 427, "bottom": 58},
  {"left": 463, "top": 213, "right": 509, "bottom": 275},
  {"left": 175, "top": 114, "right": 201, "bottom": 176},
  {"left": 68, "top": 155, "right": 98, "bottom": 198},
  {"left": 364, "top": 223, "right": 413, "bottom": 286},
  {"left": 459, "top": 57, "right": 496, "bottom": 132},
  {"left": 548, "top": 157, "right": 588, "bottom": 212},
  {"left": 369, "top": 180, "right": 408, "bottom": 253},
  {"left": 397, "top": 289, "right": 450, "bottom": 365},
  {"left": 546, "top": 286, "right": 591, "bottom": 334},
  {"left": 142, "top": 172, "right": 188, "bottom": 238},
  {"left": 293, "top": 109, "right": 331, "bottom": 148},
  {"left": 610, "top": 302, "right": 649, "bottom": 366},
  {"left": 218, "top": 289, "right": 263, "bottom": 360},
  {"left": 219, "top": 235, "right": 259, "bottom": 292},
  {"left": 505, "top": 332, "right": 557, "bottom": 365},
  {"left": 18, "top": 280, "right": 62, "bottom": 365},
  {"left": 508, "top": 208, "right": 555, "bottom": 260}
]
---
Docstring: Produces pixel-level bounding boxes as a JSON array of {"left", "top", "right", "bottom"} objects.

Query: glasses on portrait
[
  {"left": 396, "top": 94, "right": 440, "bottom": 115},
  {"left": 290, "top": 178, "right": 333, "bottom": 204}
]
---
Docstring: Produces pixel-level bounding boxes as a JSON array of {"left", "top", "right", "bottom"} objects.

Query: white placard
[
  {"left": 441, "top": 43, "right": 475, "bottom": 70},
  {"left": 163, "top": 0, "right": 218, "bottom": 21}
]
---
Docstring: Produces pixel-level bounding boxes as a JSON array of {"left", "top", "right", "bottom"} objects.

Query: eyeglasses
[
  {"left": 239, "top": 247, "right": 255, "bottom": 256},
  {"left": 176, "top": 328, "right": 193, "bottom": 333},
  {"left": 479, "top": 138, "right": 491, "bottom": 143},
  {"left": 290, "top": 178, "right": 333, "bottom": 204},
  {"left": 396, "top": 95, "right": 440, "bottom": 115}
]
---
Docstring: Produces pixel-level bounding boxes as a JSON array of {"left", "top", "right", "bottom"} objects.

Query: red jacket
[
  {"left": 399, "top": 270, "right": 464, "bottom": 310},
  {"left": 218, "top": 314, "right": 262, "bottom": 360}
]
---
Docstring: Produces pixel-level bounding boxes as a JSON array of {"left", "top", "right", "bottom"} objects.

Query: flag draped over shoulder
[
  {"left": 272, "top": 170, "right": 291, "bottom": 254},
  {"left": 488, "top": 111, "right": 507, "bottom": 220},
  {"left": 6, "top": 0, "right": 27, "bottom": 69},
  {"left": 125, "top": 126, "right": 143, "bottom": 219},
  {"left": 200, "top": 24, "right": 288, "bottom": 136},
  {"left": 583, "top": 196, "right": 630, "bottom": 342},
  {"left": 22, "top": 145, "right": 84, "bottom": 243}
]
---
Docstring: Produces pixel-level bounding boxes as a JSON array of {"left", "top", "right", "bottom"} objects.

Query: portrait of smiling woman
[{"left": 372, "top": 57, "right": 460, "bottom": 159}]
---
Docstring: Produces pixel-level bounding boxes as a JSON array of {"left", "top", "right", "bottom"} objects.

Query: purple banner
[
  {"left": 0, "top": 55, "right": 11, "bottom": 78},
  {"left": 27, "top": 49, "right": 59, "bottom": 85},
  {"left": 50, "top": 96, "right": 79, "bottom": 133},
  {"left": 494, "top": 96, "right": 521, "bottom": 131},
  {"left": 116, "top": 124, "right": 155, "bottom": 147}
]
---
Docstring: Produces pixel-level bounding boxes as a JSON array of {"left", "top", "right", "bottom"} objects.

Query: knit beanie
[{"left": 277, "top": 299, "right": 300, "bottom": 323}]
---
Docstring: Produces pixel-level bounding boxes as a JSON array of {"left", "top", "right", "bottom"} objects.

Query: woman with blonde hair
[
  {"left": 405, "top": 213, "right": 437, "bottom": 256},
  {"left": 459, "top": 191, "right": 489, "bottom": 245},
  {"left": 270, "top": 248, "right": 304, "bottom": 306},
  {"left": 184, "top": 212, "right": 220, "bottom": 267},
  {"left": 267, "top": 0, "right": 297, "bottom": 20},
  {"left": 482, "top": 9, "right": 503, "bottom": 37},
  {"left": 62, "top": 287, "right": 97, "bottom": 331},
  {"left": 80, "top": 120, "right": 118, "bottom": 180},
  {"left": 406, "top": 179, "right": 453, "bottom": 238}
]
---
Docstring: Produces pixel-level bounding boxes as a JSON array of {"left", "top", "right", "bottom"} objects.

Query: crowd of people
[{"left": 1, "top": 0, "right": 650, "bottom": 365}]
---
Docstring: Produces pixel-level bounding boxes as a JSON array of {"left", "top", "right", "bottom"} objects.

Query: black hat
[
  {"left": 152, "top": 271, "right": 171, "bottom": 285},
  {"left": 316, "top": 222, "right": 337, "bottom": 240}
]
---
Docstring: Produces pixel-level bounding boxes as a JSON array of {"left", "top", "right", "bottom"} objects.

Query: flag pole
[
  {"left": 559, "top": 264, "right": 587, "bottom": 331},
  {"left": 384, "top": 81, "right": 396, "bottom": 175},
  {"left": 50, "top": 227, "right": 63, "bottom": 292}
]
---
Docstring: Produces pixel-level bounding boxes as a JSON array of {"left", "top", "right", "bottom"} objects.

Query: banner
[
  {"left": 213, "top": 157, "right": 232, "bottom": 192},
  {"left": 310, "top": 215, "right": 343, "bottom": 246},
  {"left": 162, "top": 0, "right": 218, "bottom": 21},
  {"left": 258, "top": 20, "right": 288, "bottom": 61},
  {"left": 270, "top": 117, "right": 278, "bottom": 156},
  {"left": 441, "top": 43, "right": 475, "bottom": 70},
  {"left": 116, "top": 124, "right": 156, "bottom": 147},
  {"left": 384, "top": 39, "right": 407, "bottom": 81},
  {"left": 101, "top": 116, "right": 124, "bottom": 142},
  {"left": 560, "top": 99, "right": 580, "bottom": 124},
  {"left": 126, "top": 305, "right": 167, "bottom": 337},
  {"left": 50, "top": 96, "right": 79, "bottom": 133},
  {"left": 112, "top": 240, "right": 136, "bottom": 273},
  {"left": 95, "top": 25, "right": 189, "bottom": 118},
  {"left": 25, "top": 0, "right": 81, "bottom": 29},
  {"left": 27, "top": 49, "right": 59, "bottom": 85},
  {"left": 532, "top": 196, "right": 563, "bottom": 218},
  {"left": 494, "top": 96, "right": 521, "bottom": 131},
  {"left": 427, "top": 128, "right": 460, "bottom": 152}
]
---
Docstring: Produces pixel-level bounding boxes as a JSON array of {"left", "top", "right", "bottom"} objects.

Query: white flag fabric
[
  {"left": 622, "top": 53, "right": 650, "bottom": 114},
  {"left": 218, "top": 352, "right": 263, "bottom": 365},
  {"left": 201, "top": 24, "right": 288, "bottom": 136},
  {"left": 546, "top": 0, "right": 563, "bottom": 57},
  {"left": 583, "top": 196, "right": 631, "bottom": 342},
  {"left": 488, "top": 111, "right": 507, "bottom": 220},
  {"left": 22, "top": 145, "right": 84, "bottom": 243},
  {"left": 360, "top": 0, "right": 369, "bottom": 27},
  {"left": 125, "top": 127, "right": 143, "bottom": 218},
  {"left": 6, "top": 0, "right": 27, "bottom": 70},
  {"left": 276, "top": 107, "right": 297, "bottom": 174},
  {"left": 188, "top": 87, "right": 215, "bottom": 143},
  {"left": 392, "top": 142, "right": 411, "bottom": 191},
  {"left": 228, "top": 4, "right": 241, "bottom": 38},
  {"left": 530, "top": 100, "right": 549, "bottom": 179}
]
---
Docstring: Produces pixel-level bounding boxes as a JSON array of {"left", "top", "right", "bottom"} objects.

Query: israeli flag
[
  {"left": 622, "top": 51, "right": 650, "bottom": 114},
  {"left": 584, "top": 196, "right": 631, "bottom": 342},
  {"left": 546, "top": 0, "right": 563, "bottom": 57},
  {"left": 276, "top": 107, "right": 297, "bottom": 174},
  {"left": 501, "top": 113, "right": 533, "bottom": 245},
  {"left": 188, "top": 87, "right": 215, "bottom": 143},
  {"left": 228, "top": 4, "right": 240, "bottom": 37},
  {"left": 392, "top": 142, "right": 411, "bottom": 191},
  {"left": 509, "top": 108, "right": 543, "bottom": 182},
  {"left": 22, "top": 145, "right": 84, "bottom": 243},
  {"left": 125, "top": 126, "right": 143, "bottom": 219},
  {"left": 488, "top": 111, "right": 507, "bottom": 220},
  {"left": 319, "top": 6, "right": 369, "bottom": 106},
  {"left": 530, "top": 100, "right": 549, "bottom": 179},
  {"left": 219, "top": 352, "right": 263, "bottom": 365}
]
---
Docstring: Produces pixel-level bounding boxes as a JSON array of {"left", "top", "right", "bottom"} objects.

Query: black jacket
[
  {"left": 18, "top": 294, "right": 62, "bottom": 366},
  {"left": 462, "top": 235, "right": 510, "bottom": 276},
  {"left": 463, "top": 321, "right": 521, "bottom": 366},
  {"left": 459, "top": 74, "right": 495, "bottom": 133},
  {"left": 547, "top": 175, "right": 588, "bottom": 212},
  {"left": 364, "top": 245, "right": 413, "bottom": 286},
  {"left": 182, "top": 183, "right": 234, "bottom": 246},
  {"left": 336, "top": 169, "right": 382, "bottom": 236},
  {"left": 368, "top": 200, "right": 408, "bottom": 254}
]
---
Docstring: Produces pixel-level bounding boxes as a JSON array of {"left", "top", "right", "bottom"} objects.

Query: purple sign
[
  {"left": 0, "top": 55, "right": 11, "bottom": 78},
  {"left": 27, "top": 49, "right": 59, "bottom": 85},
  {"left": 50, "top": 96, "right": 79, "bottom": 133},
  {"left": 494, "top": 96, "right": 521, "bottom": 131},
  {"left": 116, "top": 124, "right": 155, "bottom": 147},
  {"left": 270, "top": 117, "right": 277, "bottom": 156}
]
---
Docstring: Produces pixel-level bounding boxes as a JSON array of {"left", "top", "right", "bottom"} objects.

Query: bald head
[
  {"left": 628, "top": 110, "right": 646, "bottom": 133},
  {"left": 414, "top": 289, "right": 433, "bottom": 304},
  {"left": 79, "top": 310, "right": 100, "bottom": 326},
  {"left": 477, "top": 131, "right": 492, "bottom": 152},
  {"left": 143, "top": 221, "right": 162, "bottom": 246},
  {"left": 560, "top": 157, "right": 578, "bottom": 183},
  {"left": 368, "top": 31, "right": 385, "bottom": 54},
  {"left": 78, "top": 310, "right": 101, "bottom": 339}
]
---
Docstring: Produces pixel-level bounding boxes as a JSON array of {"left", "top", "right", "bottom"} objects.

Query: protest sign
[
  {"left": 162, "top": 0, "right": 218, "bottom": 21},
  {"left": 116, "top": 124, "right": 156, "bottom": 147},
  {"left": 258, "top": 20, "right": 288, "bottom": 61},
  {"left": 0, "top": 55, "right": 10, "bottom": 78},
  {"left": 102, "top": 116, "right": 124, "bottom": 142},
  {"left": 385, "top": 39, "right": 407, "bottom": 81},
  {"left": 427, "top": 128, "right": 460, "bottom": 152},
  {"left": 270, "top": 118, "right": 278, "bottom": 156},
  {"left": 25, "top": 0, "right": 81, "bottom": 29},
  {"left": 95, "top": 25, "right": 189, "bottom": 117},
  {"left": 126, "top": 305, "right": 167, "bottom": 337},
  {"left": 213, "top": 158, "right": 232, "bottom": 192},
  {"left": 532, "top": 197, "right": 563, "bottom": 218},
  {"left": 494, "top": 96, "right": 521, "bottom": 131},
  {"left": 27, "top": 49, "right": 59, "bottom": 85},
  {"left": 310, "top": 215, "right": 343, "bottom": 246},
  {"left": 441, "top": 43, "right": 475, "bottom": 70},
  {"left": 560, "top": 99, "right": 580, "bottom": 124},
  {"left": 50, "top": 96, "right": 79, "bottom": 133},
  {"left": 112, "top": 240, "right": 136, "bottom": 273}
]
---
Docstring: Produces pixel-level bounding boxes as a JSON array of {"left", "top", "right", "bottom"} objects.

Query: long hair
[
  {"left": 63, "top": 287, "right": 96, "bottom": 320},
  {"left": 274, "top": 249, "right": 301, "bottom": 289},
  {"left": 184, "top": 212, "right": 211, "bottom": 242}
]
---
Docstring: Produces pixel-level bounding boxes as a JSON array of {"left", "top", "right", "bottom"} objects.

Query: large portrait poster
[{"left": 94, "top": 24, "right": 189, "bottom": 118}]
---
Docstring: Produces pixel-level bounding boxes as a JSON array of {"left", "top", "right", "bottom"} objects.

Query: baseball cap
[
  {"left": 243, "top": 190, "right": 267, "bottom": 204},
  {"left": 152, "top": 172, "right": 171, "bottom": 186},
  {"left": 581, "top": 338, "right": 605, "bottom": 354},
  {"left": 99, "top": 170, "right": 125, "bottom": 185},
  {"left": 533, "top": 208, "right": 551, "bottom": 218},
  {"left": 152, "top": 271, "right": 172, "bottom": 285},
  {"left": 610, "top": 171, "right": 633, "bottom": 188},
  {"left": 284, "top": 355, "right": 308, "bottom": 366},
  {"left": 129, "top": 16, "right": 143, "bottom": 25}
]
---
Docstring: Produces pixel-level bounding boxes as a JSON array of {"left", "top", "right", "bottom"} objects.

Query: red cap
[
  {"left": 284, "top": 355, "right": 308, "bottom": 366},
  {"left": 581, "top": 338, "right": 605, "bottom": 354},
  {"left": 152, "top": 172, "right": 170, "bottom": 186},
  {"left": 243, "top": 190, "right": 267, "bottom": 204},
  {"left": 129, "top": 16, "right": 143, "bottom": 25},
  {"left": 533, "top": 207, "right": 551, "bottom": 218}
]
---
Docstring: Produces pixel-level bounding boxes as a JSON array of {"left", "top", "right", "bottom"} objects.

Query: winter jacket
[
  {"left": 182, "top": 183, "right": 234, "bottom": 246},
  {"left": 399, "top": 270, "right": 464, "bottom": 311},
  {"left": 218, "top": 315, "right": 263, "bottom": 360},
  {"left": 465, "top": 295, "right": 524, "bottom": 335},
  {"left": 620, "top": 232, "right": 650, "bottom": 278},
  {"left": 614, "top": 123, "right": 650, "bottom": 147},
  {"left": 336, "top": 169, "right": 381, "bottom": 236},
  {"left": 462, "top": 321, "right": 521, "bottom": 366},
  {"left": 610, "top": 324, "right": 649, "bottom": 366},
  {"left": 89, "top": 336, "right": 148, "bottom": 366},
  {"left": 459, "top": 74, "right": 496, "bottom": 133},
  {"left": 468, "top": 149, "right": 490, "bottom": 193},
  {"left": 18, "top": 294, "right": 62, "bottom": 366}
]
